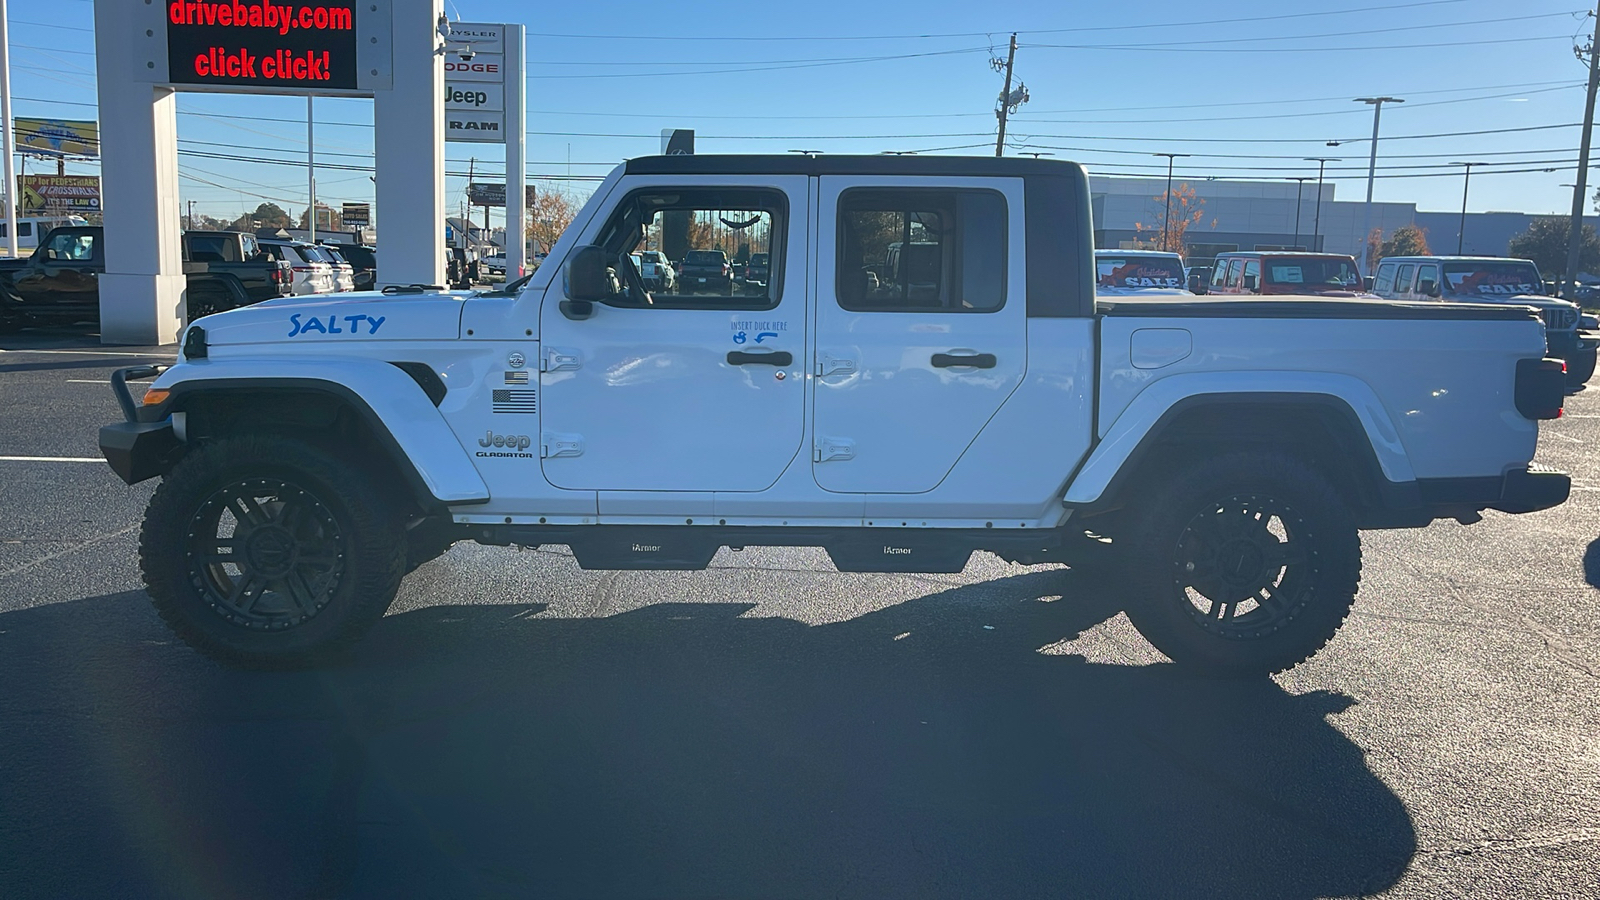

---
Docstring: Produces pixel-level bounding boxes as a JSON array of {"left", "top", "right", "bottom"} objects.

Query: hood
[{"left": 194, "top": 290, "right": 470, "bottom": 345}]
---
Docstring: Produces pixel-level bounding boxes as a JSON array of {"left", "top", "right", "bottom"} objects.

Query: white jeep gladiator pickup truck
[{"left": 100, "top": 155, "right": 1571, "bottom": 674}]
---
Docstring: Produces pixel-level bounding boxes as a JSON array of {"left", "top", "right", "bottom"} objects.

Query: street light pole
[
  {"left": 1287, "top": 177, "right": 1312, "bottom": 250},
  {"left": 0, "top": 0, "right": 16, "bottom": 259},
  {"left": 1356, "top": 97, "right": 1403, "bottom": 274},
  {"left": 1304, "top": 157, "right": 1339, "bottom": 251},
  {"left": 1564, "top": 0, "right": 1600, "bottom": 299},
  {"left": 1152, "top": 152, "right": 1189, "bottom": 252},
  {"left": 1452, "top": 161, "right": 1486, "bottom": 255}
]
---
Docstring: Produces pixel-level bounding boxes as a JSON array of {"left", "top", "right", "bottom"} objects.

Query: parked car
[
  {"left": 324, "top": 243, "right": 376, "bottom": 291},
  {"left": 1094, "top": 249, "right": 1191, "bottom": 296},
  {"left": 310, "top": 244, "right": 355, "bottom": 292},
  {"left": 0, "top": 215, "right": 89, "bottom": 256},
  {"left": 675, "top": 249, "right": 732, "bottom": 293},
  {"left": 637, "top": 250, "right": 676, "bottom": 291},
  {"left": 0, "top": 226, "right": 291, "bottom": 328},
  {"left": 482, "top": 252, "right": 508, "bottom": 279},
  {"left": 1199, "top": 252, "right": 1370, "bottom": 297},
  {"left": 258, "top": 239, "right": 336, "bottom": 295},
  {"left": 743, "top": 252, "right": 771, "bottom": 292},
  {"left": 103, "top": 154, "right": 1568, "bottom": 677},
  {"left": 1370, "top": 255, "right": 1596, "bottom": 388}
]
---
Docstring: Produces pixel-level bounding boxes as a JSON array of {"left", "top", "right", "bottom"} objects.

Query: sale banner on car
[
  {"left": 1443, "top": 264, "right": 1542, "bottom": 296},
  {"left": 1097, "top": 259, "right": 1185, "bottom": 289}
]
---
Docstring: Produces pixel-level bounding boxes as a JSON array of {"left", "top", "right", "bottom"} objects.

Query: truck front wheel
[
  {"left": 1118, "top": 451, "right": 1361, "bottom": 676},
  {"left": 139, "top": 435, "right": 406, "bottom": 667}
]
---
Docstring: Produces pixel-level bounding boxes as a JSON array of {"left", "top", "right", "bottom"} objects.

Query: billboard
[
  {"left": 16, "top": 118, "right": 99, "bottom": 158},
  {"left": 342, "top": 202, "right": 370, "bottom": 226},
  {"left": 162, "top": 0, "right": 378, "bottom": 92},
  {"left": 19, "top": 175, "right": 102, "bottom": 214},
  {"left": 466, "top": 183, "right": 535, "bottom": 208}
]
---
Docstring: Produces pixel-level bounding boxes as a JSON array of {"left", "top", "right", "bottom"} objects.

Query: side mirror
[
  {"left": 1364, "top": 276, "right": 1376, "bottom": 292},
  {"left": 1419, "top": 280, "right": 1440, "bottom": 298},
  {"left": 1242, "top": 274, "right": 1258, "bottom": 291},
  {"left": 1187, "top": 273, "right": 1208, "bottom": 295},
  {"left": 563, "top": 245, "right": 611, "bottom": 302},
  {"left": 42, "top": 249, "right": 56, "bottom": 261}
]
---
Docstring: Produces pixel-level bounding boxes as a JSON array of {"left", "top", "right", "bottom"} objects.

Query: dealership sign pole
[
  {"left": 94, "top": 0, "right": 441, "bottom": 345},
  {"left": 444, "top": 22, "right": 526, "bottom": 278}
]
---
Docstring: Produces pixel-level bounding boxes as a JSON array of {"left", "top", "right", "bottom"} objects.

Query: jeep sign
[{"left": 445, "top": 83, "right": 503, "bottom": 112}]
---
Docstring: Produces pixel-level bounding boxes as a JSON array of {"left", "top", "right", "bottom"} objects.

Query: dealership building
[{"left": 1089, "top": 175, "right": 1600, "bottom": 266}]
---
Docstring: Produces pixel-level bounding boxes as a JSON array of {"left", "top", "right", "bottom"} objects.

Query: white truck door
[
  {"left": 538, "top": 178, "right": 809, "bottom": 492},
  {"left": 813, "top": 176, "right": 1027, "bottom": 493}
]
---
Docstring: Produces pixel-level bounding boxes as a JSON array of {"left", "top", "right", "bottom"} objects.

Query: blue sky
[{"left": 11, "top": 0, "right": 1600, "bottom": 224}]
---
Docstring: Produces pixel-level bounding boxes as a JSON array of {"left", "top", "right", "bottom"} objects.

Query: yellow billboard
[{"left": 15, "top": 118, "right": 99, "bottom": 158}]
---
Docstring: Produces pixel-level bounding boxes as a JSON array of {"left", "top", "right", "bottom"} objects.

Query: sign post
[
  {"left": 93, "top": 0, "right": 439, "bottom": 344},
  {"left": 444, "top": 22, "right": 525, "bottom": 278}
]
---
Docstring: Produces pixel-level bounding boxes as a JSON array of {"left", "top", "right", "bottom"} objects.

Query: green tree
[
  {"left": 1374, "top": 224, "right": 1431, "bottom": 263},
  {"left": 1507, "top": 217, "right": 1600, "bottom": 283},
  {"left": 248, "top": 202, "right": 292, "bottom": 230}
]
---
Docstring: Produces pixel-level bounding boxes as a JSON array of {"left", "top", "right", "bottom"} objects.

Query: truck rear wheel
[
  {"left": 1117, "top": 451, "right": 1361, "bottom": 676},
  {"left": 139, "top": 435, "right": 406, "bottom": 667}
]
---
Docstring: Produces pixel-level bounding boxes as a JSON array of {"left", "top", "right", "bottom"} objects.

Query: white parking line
[
  {"left": 64, "top": 379, "right": 142, "bottom": 385},
  {"left": 0, "top": 456, "right": 104, "bottom": 463},
  {"left": 0, "top": 348, "right": 171, "bottom": 358}
]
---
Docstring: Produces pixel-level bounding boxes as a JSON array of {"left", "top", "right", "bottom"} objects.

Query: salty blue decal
[{"left": 288, "top": 313, "right": 387, "bottom": 338}]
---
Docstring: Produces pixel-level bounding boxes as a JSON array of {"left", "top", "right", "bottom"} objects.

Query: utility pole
[
  {"left": 1305, "top": 157, "right": 1339, "bottom": 251},
  {"left": 1356, "top": 97, "right": 1403, "bottom": 274},
  {"left": 1288, "top": 177, "right": 1313, "bottom": 250},
  {"left": 1452, "top": 161, "right": 1486, "bottom": 255},
  {"left": 306, "top": 96, "right": 315, "bottom": 244},
  {"left": 0, "top": 0, "right": 16, "bottom": 259},
  {"left": 187, "top": 199, "right": 194, "bottom": 232},
  {"left": 992, "top": 34, "right": 1022, "bottom": 158},
  {"left": 1152, "top": 153, "right": 1189, "bottom": 252},
  {"left": 1564, "top": 1, "right": 1600, "bottom": 299}
]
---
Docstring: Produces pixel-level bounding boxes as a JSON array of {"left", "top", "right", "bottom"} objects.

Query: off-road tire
[
  {"left": 140, "top": 434, "right": 406, "bottom": 668},
  {"left": 1117, "top": 450, "right": 1361, "bottom": 677}
]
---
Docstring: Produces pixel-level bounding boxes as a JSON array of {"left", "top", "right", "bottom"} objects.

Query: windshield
[
  {"left": 1096, "top": 255, "right": 1186, "bottom": 290},
  {"left": 686, "top": 250, "right": 726, "bottom": 265},
  {"left": 1441, "top": 262, "right": 1543, "bottom": 296},
  {"left": 1263, "top": 257, "right": 1362, "bottom": 289}
]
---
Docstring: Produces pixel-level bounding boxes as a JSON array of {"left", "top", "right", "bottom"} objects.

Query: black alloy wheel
[
  {"left": 186, "top": 477, "right": 347, "bottom": 631},
  {"left": 1170, "top": 494, "right": 1313, "bottom": 640}
]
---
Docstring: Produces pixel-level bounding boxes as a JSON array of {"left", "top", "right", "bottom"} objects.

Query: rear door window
[
  {"left": 837, "top": 188, "right": 1007, "bottom": 312},
  {"left": 1394, "top": 265, "right": 1415, "bottom": 295}
]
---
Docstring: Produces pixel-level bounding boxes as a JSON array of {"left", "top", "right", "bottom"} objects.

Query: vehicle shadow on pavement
[
  {"left": 1582, "top": 536, "right": 1600, "bottom": 589},
  {"left": 0, "top": 569, "right": 1416, "bottom": 900}
]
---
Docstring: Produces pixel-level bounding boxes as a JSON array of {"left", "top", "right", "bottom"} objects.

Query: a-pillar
[
  {"left": 93, "top": 1, "right": 184, "bottom": 346},
  {"left": 374, "top": 0, "right": 446, "bottom": 288}
]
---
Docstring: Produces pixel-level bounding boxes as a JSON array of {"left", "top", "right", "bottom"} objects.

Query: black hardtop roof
[
  {"left": 1215, "top": 250, "right": 1357, "bottom": 259},
  {"left": 624, "top": 154, "right": 1085, "bottom": 178}
]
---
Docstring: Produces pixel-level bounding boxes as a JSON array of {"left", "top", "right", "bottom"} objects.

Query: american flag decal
[
  {"left": 492, "top": 389, "right": 537, "bottom": 414},
  {"left": 504, "top": 370, "right": 530, "bottom": 384}
]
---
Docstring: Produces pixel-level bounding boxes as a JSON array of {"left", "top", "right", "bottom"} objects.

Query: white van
[{"left": 0, "top": 215, "right": 90, "bottom": 255}]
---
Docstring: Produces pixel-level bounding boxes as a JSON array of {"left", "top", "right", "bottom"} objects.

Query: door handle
[
  {"left": 932, "top": 352, "right": 997, "bottom": 369},
  {"left": 728, "top": 350, "right": 792, "bottom": 366}
]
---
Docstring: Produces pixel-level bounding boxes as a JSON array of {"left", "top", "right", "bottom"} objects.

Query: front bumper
[
  {"left": 98, "top": 364, "right": 180, "bottom": 485},
  {"left": 99, "top": 420, "right": 180, "bottom": 485}
]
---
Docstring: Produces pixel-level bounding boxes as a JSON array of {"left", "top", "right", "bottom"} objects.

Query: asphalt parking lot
[{"left": 0, "top": 329, "right": 1596, "bottom": 900}]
